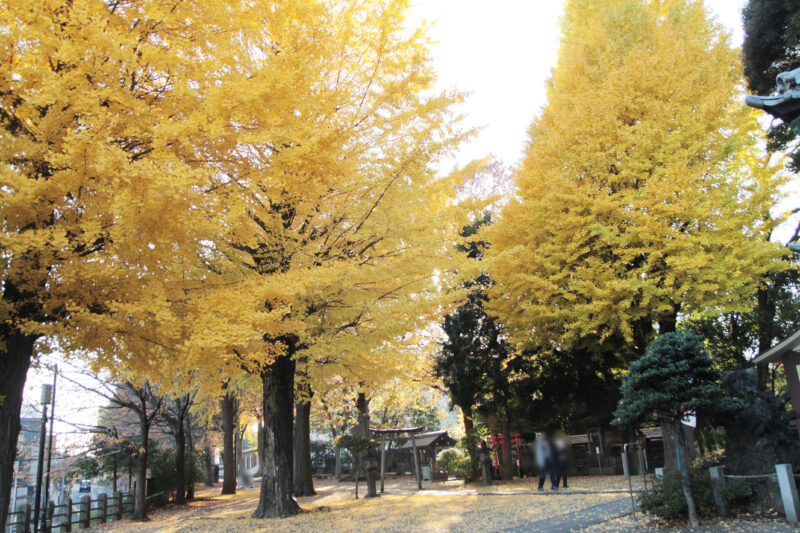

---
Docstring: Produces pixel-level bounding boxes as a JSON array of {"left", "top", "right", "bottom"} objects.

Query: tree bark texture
[
  {"left": 203, "top": 439, "right": 214, "bottom": 487},
  {"left": 677, "top": 428, "right": 699, "bottom": 528},
  {"left": 756, "top": 285, "right": 775, "bottom": 389},
  {"left": 186, "top": 420, "right": 195, "bottom": 500},
  {"left": 133, "top": 413, "right": 150, "bottom": 521},
  {"left": 221, "top": 391, "right": 237, "bottom": 495},
  {"left": 0, "top": 332, "right": 36, "bottom": 531},
  {"left": 500, "top": 415, "right": 514, "bottom": 480},
  {"left": 356, "top": 392, "right": 378, "bottom": 497},
  {"left": 661, "top": 419, "right": 697, "bottom": 473},
  {"left": 236, "top": 425, "right": 250, "bottom": 487},
  {"left": 334, "top": 446, "right": 342, "bottom": 480},
  {"left": 174, "top": 418, "right": 186, "bottom": 505},
  {"left": 293, "top": 398, "right": 316, "bottom": 496},
  {"left": 253, "top": 354, "right": 300, "bottom": 518},
  {"left": 462, "top": 407, "right": 480, "bottom": 482}
]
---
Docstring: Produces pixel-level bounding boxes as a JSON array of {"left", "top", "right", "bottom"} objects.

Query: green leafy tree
[
  {"left": 614, "top": 332, "right": 723, "bottom": 527},
  {"left": 686, "top": 269, "right": 800, "bottom": 380},
  {"left": 509, "top": 341, "right": 623, "bottom": 432}
]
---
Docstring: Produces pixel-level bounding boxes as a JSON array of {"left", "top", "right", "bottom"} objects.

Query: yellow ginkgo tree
[{"left": 486, "top": 0, "right": 789, "bottom": 358}]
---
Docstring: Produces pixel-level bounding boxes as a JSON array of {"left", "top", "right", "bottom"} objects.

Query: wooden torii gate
[{"left": 370, "top": 426, "right": 425, "bottom": 492}]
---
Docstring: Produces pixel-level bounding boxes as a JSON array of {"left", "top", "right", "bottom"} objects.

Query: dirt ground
[{"left": 94, "top": 475, "right": 794, "bottom": 533}]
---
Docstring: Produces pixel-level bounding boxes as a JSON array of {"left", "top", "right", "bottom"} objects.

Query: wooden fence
[{"left": 6, "top": 491, "right": 134, "bottom": 533}]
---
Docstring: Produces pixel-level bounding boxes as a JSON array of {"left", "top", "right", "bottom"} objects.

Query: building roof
[
  {"left": 752, "top": 328, "right": 800, "bottom": 365},
  {"left": 397, "top": 430, "right": 456, "bottom": 449}
]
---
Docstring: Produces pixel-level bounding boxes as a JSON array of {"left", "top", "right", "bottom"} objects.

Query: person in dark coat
[
  {"left": 553, "top": 433, "right": 570, "bottom": 489},
  {"left": 534, "top": 432, "right": 556, "bottom": 491}
]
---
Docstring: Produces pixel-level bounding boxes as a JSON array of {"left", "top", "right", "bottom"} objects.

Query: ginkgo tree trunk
[{"left": 168, "top": 0, "right": 476, "bottom": 519}]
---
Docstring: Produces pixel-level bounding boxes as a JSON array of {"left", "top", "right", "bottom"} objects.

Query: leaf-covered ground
[{"left": 95, "top": 476, "right": 795, "bottom": 532}]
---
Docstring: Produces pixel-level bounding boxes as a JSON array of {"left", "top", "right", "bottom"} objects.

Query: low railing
[{"left": 6, "top": 491, "right": 134, "bottom": 533}]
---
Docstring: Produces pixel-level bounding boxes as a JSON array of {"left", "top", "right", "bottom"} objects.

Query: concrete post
[
  {"left": 776, "top": 463, "right": 800, "bottom": 523},
  {"left": 23, "top": 503, "right": 31, "bottom": 533},
  {"left": 98, "top": 493, "right": 108, "bottom": 523},
  {"left": 79, "top": 495, "right": 90, "bottom": 529},
  {"left": 621, "top": 450, "right": 630, "bottom": 478},
  {"left": 709, "top": 466, "right": 727, "bottom": 517},
  {"left": 114, "top": 491, "right": 123, "bottom": 520},
  {"left": 65, "top": 497, "right": 72, "bottom": 532},
  {"left": 44, "top": 499, "right": 55, "bottom": 533}
]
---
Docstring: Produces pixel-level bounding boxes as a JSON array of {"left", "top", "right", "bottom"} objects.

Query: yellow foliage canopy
[{"left": 486, "top": 0, "right": 788, "bottom": 351}]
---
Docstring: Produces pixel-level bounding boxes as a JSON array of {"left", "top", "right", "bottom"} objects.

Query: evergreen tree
[
  {"left": 436, "top": 214, "right": 514, "bottom": 480},
  {"left": 614, "top": 332, "right": 723, "bottom": 528}
]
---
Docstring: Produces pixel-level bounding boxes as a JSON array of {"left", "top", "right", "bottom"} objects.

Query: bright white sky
[{"left": 409, "top": 0, "right": 748, "bottom": 168}]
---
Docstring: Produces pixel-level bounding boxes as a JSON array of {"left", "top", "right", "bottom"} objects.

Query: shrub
[
  {"left": 640, "top": 468, "right": 713, "bottom": 519},
  {"left": 720, "top": 477, "right": 752, "bottom": 505},
  {"left": 147, "top": 444, "right": 205, "bottom": 504},
  {"left": 640, "top": 466, "right": 753, "bottom": 519},
  {"left": 437, "top": 448, "right": 470, "bottom": 478}
]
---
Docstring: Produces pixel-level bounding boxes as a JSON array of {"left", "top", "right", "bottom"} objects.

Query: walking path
[
  {"left": 96, "top": 477, "right": 797, "bottom": 533},
  {"left": 502, "top": 497, "right": 632, "bottom": 532}
]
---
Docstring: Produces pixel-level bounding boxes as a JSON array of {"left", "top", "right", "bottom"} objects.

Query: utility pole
[
  {"left": 33, "top": 383, "right": 52, "bottom": 533},
  {"left": 43, "top": 367, "right": 58, "bottom": 512}
]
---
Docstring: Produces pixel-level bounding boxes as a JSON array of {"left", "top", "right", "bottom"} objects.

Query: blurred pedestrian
[
  {"left": 534, "top": 431, "right": 556, "bottom": 491},
  {"left": 553, "top": 432, "right": 570, "bottom": 489}
]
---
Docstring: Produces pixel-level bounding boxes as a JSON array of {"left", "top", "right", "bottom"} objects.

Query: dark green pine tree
[
  {"left": 435, "top": 213, "right": 513, "bottom": 480},
  {"left": 614, "top": 332, "right": 723, "bottom": 528}
]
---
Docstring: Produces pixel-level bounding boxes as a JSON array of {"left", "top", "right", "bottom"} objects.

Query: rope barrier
[{"left": 724, "top": 473, "right": 777, "bottom": 480}]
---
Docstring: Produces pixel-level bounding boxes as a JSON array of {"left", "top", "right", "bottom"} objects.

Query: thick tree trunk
[
  {"left": 133, "top": 415, "right": 150, "bottom": 521},
  {"left": 253, "top": 354, "right": 300, "bottom": 518},
  {"left": 334, "top": 446, "right": 342, "bottom": 480},
  {"left": 356, "top": 392, "right": 378, "bottom": 497},
  {"left": 203, "top": 439, "right": 214, "bottom": 487},
  {"left": 113, "top": 454, "right": 118, "bottom": 492},
  {"left": 221, "top": 391, "right": 237, "bottom": 495},
  {"left": 756, "top": 284, "right": 775, "bottom": 389},
  {"left": 462, "top": 406, "right": 479, "bottom": 481},
  {"left": 0, "top": 332, "right": 36, "bottom": 531},
  {"left": 293, "top": 388, "right": 315, "bottom": 496},
  {"left": 257, "top": 421, "right": 265, "bottom": 476},
  {"left": 236, "top": 426, "right": 249, "bottom": 487},
  {"left": 500, "top": 414, "right": 514, "bottom": 480},
  {"left": 186, "top": 420, "right": 195, "bottom": 500},
  {"left": 658, "top": 302, "right": 680, "bottom": 335},
  {"left": 174, "top": 418, "right": 186, "bottom": 505}
]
